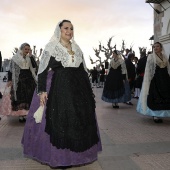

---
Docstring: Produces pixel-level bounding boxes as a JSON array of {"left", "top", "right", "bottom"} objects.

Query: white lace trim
[
  {"left": 139, "top": 50, "right": 170, "bottom": 113},
  {"left": 110, "top": 57, "right": 127, "bottom": 78},
  {"left": 38, "top": 21, "right": 87, "bottom": 75}
]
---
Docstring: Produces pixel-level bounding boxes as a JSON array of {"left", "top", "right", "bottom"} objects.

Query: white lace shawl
[
  {"left": 140, "top": 50, "right": 170, "bottom": 113},
  {"left": 110, "top": 57, "right": 128, "bottom": 78},
  {"left": 38, "top": 21, "right": 87, "bottom": 75},
  {"left": 10, "top": 51, "right": 37, "bottom": 100}
]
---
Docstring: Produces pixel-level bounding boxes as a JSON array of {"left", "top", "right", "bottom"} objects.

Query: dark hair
[
  {"left": 59, "top": 20, "right": 71, "bottom": 28},
  {"left": 113, "top": 50, "right": 118, "bottom": 55},
  {"left": 154, "top": 42, "right": 162, "bottom": 48},
  {"left": 20, "top": 43, "right": 30, "bottom": 50},
  {"left": 128, "top": 53, "right": 135, "bottom": 60},
  {"left": 140, "top": 51, "right": 146, "bottom": 58}
]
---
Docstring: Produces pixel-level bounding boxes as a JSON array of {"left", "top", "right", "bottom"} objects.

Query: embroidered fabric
[
  {"left": 10, "top": 60, "right": 20, "bottom": 101},
  {"left": 110, "top": 57, "right": 123, "bottom": 69},
  {"left": 102, "top": 66, "right": 125, "bottom": 99},
  {"left": 155, "top": 54, "right": 168, "bottom": 68},
  {"left": 9, "top": 51, "right": 37, "bottom": 100},
  {"left": 140, "top": 48, "right": 170, "bottom": 113},
  {"left": 44, "top": 63, "right": 98, "bottom": 152},
  {"left": 38, "top": 21, "right": 87, "bottom": 75}
]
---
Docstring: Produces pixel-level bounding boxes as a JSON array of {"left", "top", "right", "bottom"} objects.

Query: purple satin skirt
[{"left": 21, "top": 71, "right": 102, "bottom": 168}]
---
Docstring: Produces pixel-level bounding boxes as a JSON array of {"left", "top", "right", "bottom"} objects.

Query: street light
[{"left": 149, "top": 35, "right": 154, "bottom": 52}]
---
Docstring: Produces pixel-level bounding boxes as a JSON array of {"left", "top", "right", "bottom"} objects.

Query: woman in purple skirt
[{"left": 21, "top": 20, "right": 102, "bottom": 168}]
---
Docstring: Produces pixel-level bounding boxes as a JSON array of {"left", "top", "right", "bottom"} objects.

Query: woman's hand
[{"left": 39, "top": 92, "right": 48, "bottom": 106}]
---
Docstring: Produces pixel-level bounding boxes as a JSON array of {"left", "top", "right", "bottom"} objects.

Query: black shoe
[
  {"left": 19, "top": 118, "right": 24, "bottom": 123},
  {"left": 23, "top": 117, "right": 26, "bottom": 122},
  {"left": 50, "top": 166, "right": 72, "bottom": 169},
  {"left": 133, "top": 97, "right": 139, "bottom": 99},
  {"left": 112, "top": 104, "right": 119, "bottom": 109},
  {"left": 113, "top": 106, "right": 118, "bottom": 108},
  {"left": 153, "top": 117, "right": 163, "bottom": 123},
  {"left": 19, "top": 116, "right": 26, "bottom": 123},
  {"left": 126, "top": 102, "right": 133, "bottom": 105}
]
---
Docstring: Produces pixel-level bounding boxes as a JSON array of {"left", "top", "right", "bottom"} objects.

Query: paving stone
[{"left": 1, "top": 85, "right": 170, "bottom": 169}]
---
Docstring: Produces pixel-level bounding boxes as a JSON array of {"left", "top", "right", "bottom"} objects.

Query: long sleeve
[{"left": 37, "top": 57, "right": 61, "bottom": 93}]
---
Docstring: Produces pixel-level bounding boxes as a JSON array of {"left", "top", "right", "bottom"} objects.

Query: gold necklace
[
  {"left": 60, "top": 41, "right": 75, "bottom": 63},
  {"left": 68, "top": 50, "right": 75, "bottom": 62}
]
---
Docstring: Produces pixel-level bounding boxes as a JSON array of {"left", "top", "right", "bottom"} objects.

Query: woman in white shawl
[
  {"left": 137, "top": 42, "right": 170, "bottom": 123},
  {"left": 102, "top": 50, "right": 131, "bottom": 108},
  {"left": 22, "top": 20, "right": 102, "bottom": 169},
  {"left": 0, "top": 43, "right": 36, "bottom": 122}
]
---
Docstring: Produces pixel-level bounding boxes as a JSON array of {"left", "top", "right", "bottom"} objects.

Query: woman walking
[{"left": 102, "top": 50, "right": 131, "bottom": 108}]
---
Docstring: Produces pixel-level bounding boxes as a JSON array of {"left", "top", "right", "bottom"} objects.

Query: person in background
[
  {"left": 99, "top": 64, "right": 105, "bottom": 88},
  {"left": 134, "top": 51, "right": 147, "bottom": 99},
  {"left": 124, "top": 48, "right": 130, "bottom": 59},
  {"left": 137, "top": 42, "right": 170, "bottom": 123},
  {"left": 0, "top": 43, "right": 37, "bottom": 122},
  {"left": 3, "top": 76, "right": 7, "bottom": 82},
  {"left": 102, "top": 50, "right": 131, "bottom": 108},
  {"left": 22, "top": 19, "right": 102, "bottom": 169},
  {"left": 90, "top": 66, "right": 99, "bottom": 88},
  {"left": 125, "top": 53, "right": 136, "bottom": 105},
  {"left": 133, "top": 57, "right": 138, "bottom": 68}
]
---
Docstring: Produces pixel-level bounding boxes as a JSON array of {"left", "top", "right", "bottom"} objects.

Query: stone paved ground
[{"left": 1, "top": 82, "right": 170, "bottom": 170}]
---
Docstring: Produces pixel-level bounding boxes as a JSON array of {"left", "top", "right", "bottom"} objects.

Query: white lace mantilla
[
  {"left": 38, "top": 41, "right": 87, "bottom": 74},
  {"left": 38, "top": 20, "right": 88, "bottom": 75}
]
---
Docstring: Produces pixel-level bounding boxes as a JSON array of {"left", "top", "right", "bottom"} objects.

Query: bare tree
[
  {"left": 12, "top": 48, "right": 18, "bottom": 55},
  {"left": 139, "top": 47, "right": 147, "bottom": 58},
  {"left": 33, "top": 45, "right": 43, "bottom": 62},
  {"left": 90, "top": 37, "right": 129, "bottom": 67}
]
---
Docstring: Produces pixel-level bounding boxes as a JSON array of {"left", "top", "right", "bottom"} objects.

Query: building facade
[{"left": 146, "top": 0, "right": 170, "bottom": 56}]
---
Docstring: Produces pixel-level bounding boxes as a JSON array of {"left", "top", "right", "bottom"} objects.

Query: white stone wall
[{"left": 158, "top": 1, "right": 170, "bottom": 56}]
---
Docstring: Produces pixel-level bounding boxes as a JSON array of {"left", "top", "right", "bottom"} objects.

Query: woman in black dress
[
  {"left": 22, "top": 20, "right": 102, "bottom": 168},
  {"left": 1, "top": 43, "right": 37, "bottom": 122},
  {"left": 137, "top": 42, "right": 170, "bottom": 123},
  {"left": 102, "top": 50, "right": 131, "bottom": 108}
]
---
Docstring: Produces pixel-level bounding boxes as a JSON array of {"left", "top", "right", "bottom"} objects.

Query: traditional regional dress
[
  {"left": 22, "top": 46, "right": 102, "bottom": 167},
  {"left": 137, "top": 53, "right": 170, "bottom": 117},
  {"left": 102, "top": 57, "right": 131, "bottom": 103},
  {"left": 0, "top": 52, "right": 36, "bottom": 116}
]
